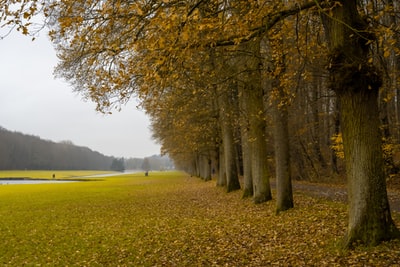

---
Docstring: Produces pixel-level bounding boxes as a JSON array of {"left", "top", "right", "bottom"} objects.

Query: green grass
[{"left": 0, "top": 171, "right": 399, "bottom": 266}]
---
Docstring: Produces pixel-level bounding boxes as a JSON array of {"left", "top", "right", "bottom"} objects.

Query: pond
[
  {"left": 0, "top": 179, "right": 76, "bottom": 185},
  {"left": 79, "top": 170, "right": 142, "bottom": 178}
]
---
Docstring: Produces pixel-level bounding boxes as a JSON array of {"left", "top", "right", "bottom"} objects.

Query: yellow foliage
[
  {"left": 330, "top": 133, "right": 344, "bottom": 159},
  {"left": 332, "top": 134, "right": 400, "bottom": 171}
]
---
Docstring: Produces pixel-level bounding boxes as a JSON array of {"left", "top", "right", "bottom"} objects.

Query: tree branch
[{"left": 213, "top": 1, "right": 317, "bottom": 47}]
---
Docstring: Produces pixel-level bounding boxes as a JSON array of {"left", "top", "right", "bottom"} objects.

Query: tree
[
  {"left": 320, "top": 0, "right": 399, "bottom": 247},
  {"left": 216, "top": 81, "right": 241, "bottom": 191},
  {"left": 236, "top": 39, "right": 272, "bottom": 203},
  {"left": 111, "top": 157, "right": 125, "bottom": 172},
  {"left": 145, "top": 66, "right": 220, "bottom": 180},
  {"left": 141, "top": 157, "right": 150, "bottom": 172},
  {"left": 265, "top": 24, "right": 294, "bottom": 212},
  {"left": 0, "top": 127, "right": 113, "bottom": 170}
]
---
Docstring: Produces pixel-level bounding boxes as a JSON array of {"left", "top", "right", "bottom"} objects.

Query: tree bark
[
  {"left": 218, "top": 89, "right": 241, "bottom": 192},
  {"left": 217, "top": 144, "right": 227, "bottom": 187},
  {"left": 247, "top": 85, "right": 271, "bottom": 203},
  {"left": 265, "top": 25, "right": 293, "bottom": 212},
  {"left": 237, "top": 39, "right": 272, "bottom": 203},
  {"left": 242, "top": 125, "right": 254, "bottom": 198},
  {"left": 311, "top": 75, "right": 327, "bottom": 168},
  {"left": 273, "top": 100, "right": 293, "bottom": 213},
  {"left": 238, "top": 78, "right": 253, "bottom": 198},
  {"left": 202, "top": 154, "right": 212, "bottom": 181},
  {"left": 241, "top": 121, "right": 253, "bottom": 198},
  {"left": 321, "top": 0, "right": 399, "bottom": 247},
  {"left": 340, "top": 88, "right": 399, "bottom": 246}
]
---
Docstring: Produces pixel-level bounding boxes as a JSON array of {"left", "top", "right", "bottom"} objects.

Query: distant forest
[
  {"left": 0, "top": 126, "right": 172, "bottom": 171},
  {"left": 125, "top": 156, "right": 174, "bottom": 171}
]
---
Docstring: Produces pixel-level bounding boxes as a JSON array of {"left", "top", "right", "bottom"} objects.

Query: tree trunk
[
  {"left": 265, "top": 25, "right": 293, "bottom": 212},
  {"left": 273, "top": 100, "right": 293, "bottom": 213},
  {"left": 241, "top": 121, "right": 253, "bottom": 198},
  {"left": 203, "top": 155, "right": 212, "bottom": 181},
  {"left": 217, "top": 144, "right": 226, "bottom": 187},
  {"left": 340, "top": 89, "right": 399, "bottom": 246},
  {"left": 237, "top": 39, "right": 272, "bottom": 203},
  {"left": 194, "top": 153, "right": 200, "bottom": 177},
  {"left": 311, "top": 75, "right": 327, "bottom": 168},
  {"left": 218, "top": 89, "right": 241, "bottom": 192},
  {"left": 221, "top": 118, "right": 241, "bottom": 192},
  {"left": 248, "top": 87, "right": 271, "bottom": 203},
  {"left": 321, "top": 0, "right": 399, "bottom": 247},
  {"left": 239, "top": 80, "right": 253, "bottom": 198}
]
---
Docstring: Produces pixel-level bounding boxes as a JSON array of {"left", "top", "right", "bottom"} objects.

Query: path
[{"left": 283, "top": 180, "right": 400, "bottom": 212}]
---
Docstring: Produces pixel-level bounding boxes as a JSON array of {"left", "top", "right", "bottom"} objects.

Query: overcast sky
[{"left": 0, "top": 31, "right": 161, "bottom": 158}]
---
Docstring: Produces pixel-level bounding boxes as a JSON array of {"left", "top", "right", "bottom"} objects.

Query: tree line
[
  {"left": 2, "top": 0, "right": 400, "bottom": 247},
  {"left": 125, "top": 155, "right": 174, "bottom": 171},
  {"left": 0, "top": 126, "right": 114, "bottom": 170},
  {"left": 0, "top": 126, "right": 172, "bottom": 171}
]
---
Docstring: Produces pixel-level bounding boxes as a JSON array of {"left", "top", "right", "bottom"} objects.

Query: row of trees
[
  {"left": 125, "top": 155, "right": 174, "bottom": 171},
  {"left": 0, "top": 126, "right": 169, "bottom": 172},
  {"left": 110, "top": 157, "right": 125, "bottom": 172},
  {"left": 0, "top": 127, "right": 114, "bottom": 170},
  {"left": 2, "top": 0, "right": 400, "bottom": 247}
]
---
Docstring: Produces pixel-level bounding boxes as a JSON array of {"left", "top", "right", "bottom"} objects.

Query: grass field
[{"left": 0, "top": 171, "right": 400, "bottom": 266}]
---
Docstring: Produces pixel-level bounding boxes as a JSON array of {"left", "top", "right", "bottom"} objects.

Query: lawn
[{"left": 0, "top": 171, "right": 399, "bottom": 266}]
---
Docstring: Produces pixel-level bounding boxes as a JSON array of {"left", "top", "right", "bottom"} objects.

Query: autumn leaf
[{"left": 0, "top": 172, "right": 399, "bottom": 266}]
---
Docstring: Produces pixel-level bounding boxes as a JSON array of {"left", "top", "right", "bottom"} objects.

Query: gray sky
[{"left": 0, "top": 31, "right": 161, "bottom": 158}]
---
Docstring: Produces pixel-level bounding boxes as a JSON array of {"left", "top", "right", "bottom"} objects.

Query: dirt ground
[{"left": 287, "top": 179, "right": 400, "bottom": 212}]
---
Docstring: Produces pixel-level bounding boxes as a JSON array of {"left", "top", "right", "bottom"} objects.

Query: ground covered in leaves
[{"left": 1, "top": 171, "right": 400, "bottom": 266}]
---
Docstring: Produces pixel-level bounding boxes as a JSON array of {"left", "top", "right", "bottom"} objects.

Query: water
[
  {"left": 0, "top": 179, "right": 76, "bottom": 185},
  {"left": 79, "top": 170, "right": 142, "bottom": 178}
]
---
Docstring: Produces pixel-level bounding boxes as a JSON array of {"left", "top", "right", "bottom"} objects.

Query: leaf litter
[{"left": 0, "top": 172, "right": 399, "bottom": 266}]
